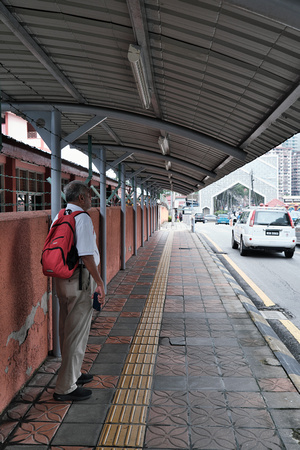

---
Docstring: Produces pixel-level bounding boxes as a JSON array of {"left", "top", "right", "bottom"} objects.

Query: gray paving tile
[
  {"left": 64, "top": 403, "right": 109, "bottom": 423},
  {"left": 263, "top": 391, "right": 300, "bottom": 409},
  {"left": 188, "top": 376, "right": 223, "bottom": 390},
  {"left": 90, "top": 363, "right": 123, "bottom": 375},
  {"left": 100, "top": 343, "right": 130, "bottom": 353},
  {"left": 270, "top": 409, "right": 300, "bottom": 428},
  {"left": 95, "top": 352, "right": 126, "bottom": 364},
  {"left": 153, "top": 376, "right": 187, "bottom": 390},
  {"left": 51, "top": 423, "right": 102, "bottom": 446},
  {"left": 223, "top": 377, "right": 260, "bottom": 392}
]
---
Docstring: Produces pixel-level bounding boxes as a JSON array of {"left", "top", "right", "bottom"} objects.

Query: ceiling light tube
[
  {"left": 165, "top": 161, "right": 172, "bottom": 171},
  {"left": 158, "top": 135, "right": 169, "bottom": 155},
  {"left": 128, "top": 44, "right": 151, "bottom": 109}
]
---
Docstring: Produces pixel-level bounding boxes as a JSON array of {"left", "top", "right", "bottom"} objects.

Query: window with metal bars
[{"left": 16, "top": 169, "right": 45, "bottom": 211}]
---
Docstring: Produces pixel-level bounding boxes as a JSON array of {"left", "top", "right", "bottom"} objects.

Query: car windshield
[{"left": 254, "top": 211, "right": 290, "bottom": 226}]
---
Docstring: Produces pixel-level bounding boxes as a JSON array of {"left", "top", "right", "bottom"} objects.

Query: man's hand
[
  {"left": 81, "top": 255, "right": 106, "bottom": 306},
  {"left": 95, "top": 283, "right": 105, "bottom": 306}
]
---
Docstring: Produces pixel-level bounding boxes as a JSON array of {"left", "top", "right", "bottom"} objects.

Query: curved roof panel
[{"left": 1, "top": 0, "right": 300, "bottom": 193}]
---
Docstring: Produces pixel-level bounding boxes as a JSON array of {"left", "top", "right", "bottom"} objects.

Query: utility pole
[{"left": 249, "top": 170, "right": 254, "bottom": 206}]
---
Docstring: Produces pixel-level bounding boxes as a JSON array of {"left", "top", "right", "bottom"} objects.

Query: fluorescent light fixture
[
  {"left": 165, "top": 161, "right": 172, "bottom": 171},
  {"left": 158, "top": 135, "right": 169, "bottom": 155},
  {"left": 128, "top": 44, "right": 151, "bottom": 109}
]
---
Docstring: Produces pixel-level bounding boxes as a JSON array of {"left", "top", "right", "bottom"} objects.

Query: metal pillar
[
  {"left": 99, "top": 147, "right": 107, "bottom": 292},
  {"left": 141, "top": 184, "right": 145, "bottom": 247},
  {"left": 146, "top": 185, "right": 149, "bottom": 241},
  {"left": 171, "top": 190, "right": 174, "bottom": 226},
  {"left": 155, "top": 193, "right": 158, "bottom": 231},
  {"left": 50, "top": 110, "right": 61, "bottom": 358},
  {"left": 121, "top": 163, "right": 126, "bottom": 270},
  {"left": 133, "top": 177, "right": 137, "bottom": 256},
  {"left": 149, "top": 188, "right": 153, "bottom": 237}
]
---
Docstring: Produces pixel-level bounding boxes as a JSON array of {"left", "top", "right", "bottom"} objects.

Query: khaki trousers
[{"left": 54, "top": 267, "right": 96, "bottom": 395}]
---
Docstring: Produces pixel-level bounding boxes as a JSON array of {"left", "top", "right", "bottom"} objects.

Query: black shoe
[
  {"left": 53, "top": 387, "right": 92, "bottom": 402},
  {"left": 77, "top": 373, "right": 94, "bottom": 385}
]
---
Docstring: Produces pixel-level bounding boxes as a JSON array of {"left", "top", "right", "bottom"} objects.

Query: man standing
[{"left": 53, "top": 181, "right": 105, "bottom": 401}]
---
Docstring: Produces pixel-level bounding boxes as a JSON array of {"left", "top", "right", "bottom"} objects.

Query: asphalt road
[{"left": 195, "top": 221, "right": 300, "bottom": 361}]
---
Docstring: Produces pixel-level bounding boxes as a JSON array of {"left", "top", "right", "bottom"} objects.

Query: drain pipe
[
  {"left": 51, "top": 110, "right": 62, "bottom": 358},
  {"left": 99, "top": 146, "right": 107, "bottom": 292},
  {"left": 133, "top": 177, "right": 137, "bottom": 255},
  {"left": 85, "top": 135, "right": 93, "bottom": 185},
  {"left": 121, "top": 163, "right": 126, "bottom": 270}
]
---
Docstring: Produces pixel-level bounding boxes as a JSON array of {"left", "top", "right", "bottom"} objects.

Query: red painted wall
[
  {"left": 0, "top": 211, "right": 50, "bottom": 411},
  {"left": 0, "top": 205, "right": 168, "bottom": 413}
]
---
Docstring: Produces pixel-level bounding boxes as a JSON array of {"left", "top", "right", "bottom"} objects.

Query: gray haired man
[{"left": 53, "top": 181, "right": 105, "bottom": 401}]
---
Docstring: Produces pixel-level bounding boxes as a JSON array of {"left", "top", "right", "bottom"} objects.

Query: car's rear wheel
[
  {"left": 231, "top": 232, "right": 238, "bottom": 249},
  {"left": 284, "top": 248, "right": 295, "bottom": 258},
  {"left": 239, "top": 237, "right": 247, "bottom": 256}
]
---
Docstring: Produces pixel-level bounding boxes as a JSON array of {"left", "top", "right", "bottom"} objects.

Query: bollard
[{"left": 191, "top": 216, "right": 195, "bottom": 232}]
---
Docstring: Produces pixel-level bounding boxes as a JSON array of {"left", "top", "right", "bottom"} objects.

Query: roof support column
[
  {"left": 171, "top": 191, "right": 174, "bottom": 226},
  {"left": 151, "top": 188, "right": 154, "bottom": 236},
  {"left": 149, "top": 188, "right": 153, "bottom": 237},
  {"left": 146, "top": 184, "right": 149, "bottom": 241},
  {"left": 133, "top": 177, "right": 137, "bottom": 256},
  {"left": 155, "top": 192, "right": 158, "bottom": 231},
  {"left": 99, "top": 146, "right": 107, "bottom": 292},
  {"left": 141, "top": 183, "right": 145, "bottom": 247},
  {"left": 121, "top": 163, "right": 126, "bottom": 270},
  {"left": 50, "top": 109, "right": 61, "bottom": 358}
]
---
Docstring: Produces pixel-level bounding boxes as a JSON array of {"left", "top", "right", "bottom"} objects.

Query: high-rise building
[{"left": 268, "top": 135, "right": 300, "bottom": 198}]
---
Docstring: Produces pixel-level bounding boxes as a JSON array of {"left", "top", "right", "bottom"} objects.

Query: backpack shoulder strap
[
  {"left": 58, "top": 208, "right": 66, "bottom": 219},
  {"left": 72, "top": 211, "right": 90, "bottom": 218}
]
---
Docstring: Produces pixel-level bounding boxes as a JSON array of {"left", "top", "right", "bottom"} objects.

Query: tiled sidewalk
[{"left": 1, "top": 224, "right": 300, "bottom": 449}]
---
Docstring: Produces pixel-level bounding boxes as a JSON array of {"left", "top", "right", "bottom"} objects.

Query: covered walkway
[{"left": 1, "top": 223, "right": 300, "bottom": 449}]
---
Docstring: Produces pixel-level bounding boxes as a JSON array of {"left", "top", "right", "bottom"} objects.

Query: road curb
[{"left": 196, "top": 231, "right": 300, "bottom": 394}]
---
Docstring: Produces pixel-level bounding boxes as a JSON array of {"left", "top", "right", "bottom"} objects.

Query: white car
[{"left": 232, "top": 207, "right": 296, "bottom": 258}]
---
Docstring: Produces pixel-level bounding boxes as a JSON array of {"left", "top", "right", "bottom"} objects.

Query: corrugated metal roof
[{"left": 1, "top": 0, "right": 300, "bottom": 194}]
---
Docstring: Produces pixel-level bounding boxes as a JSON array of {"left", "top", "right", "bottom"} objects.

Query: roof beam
[
  {"left": 2, "top": 102, "right": 247, "bottom": 161},
  {"left": 104, "top": 145, "right": 215, "bottom": 178},
  {"left": 107, "top": 152, "right": 134, "bottom": 168},
  {"left": 100, "top": 122, "right": 123, "bottom": 145},
  {"left": 0, "top": 3, "right": 86, "bottom": 103},
  {"left": 128, "top": 162, "right": 201, "bottom": 190},
  {"left": 240, "top": 83, "right": 300, "bottom": 149},
  {"left": 225, "top": 0, "right": 300, "bottom": 31},
  {"left": 148, "top": 179, "right": 190, "bottom": 195},
  {"left": 61, "top": 116, "right": 107, "bottom": 149},
  {"left": 126, "top": 167, "right": 145, "bottom": 179}
]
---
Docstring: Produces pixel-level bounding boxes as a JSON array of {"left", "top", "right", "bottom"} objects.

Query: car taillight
[
  {"left": 249, "top": 210, "right": 256, "bottom": 227},
  {"left": 287, "top": 212, "right": 294, "bottom": 228}
]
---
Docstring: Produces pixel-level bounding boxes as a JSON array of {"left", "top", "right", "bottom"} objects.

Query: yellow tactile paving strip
[{"left": 97, "top": 231, "right": 174, "bottom": 450}]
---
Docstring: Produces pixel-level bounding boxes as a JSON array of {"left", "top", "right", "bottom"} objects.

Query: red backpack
[{"left": 41, "top": 209, "right": 87, "bottom": 278}]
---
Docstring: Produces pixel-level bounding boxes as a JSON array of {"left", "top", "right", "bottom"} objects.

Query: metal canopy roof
[{"left": 1, "top": 0, "right": 300, "bottom": 194}]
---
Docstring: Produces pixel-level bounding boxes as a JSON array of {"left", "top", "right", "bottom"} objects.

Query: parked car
[
  {"left": 204, "top": 214, "right": 217, "bottom": 222},
  {"left": 216, "top": 214, "right": 230, "bottom": 225},
  {"left": 290, "top": 211, "right": 300, "bottom": 223},
  {"left": 231, "top": 207, "right": 296, "bottom": 258},
  {"left": 194, "top": 213, "right": 206, "bottom": 223},
  {"left": 295, "top": 218, "right": 300, "bottom": 245}
]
